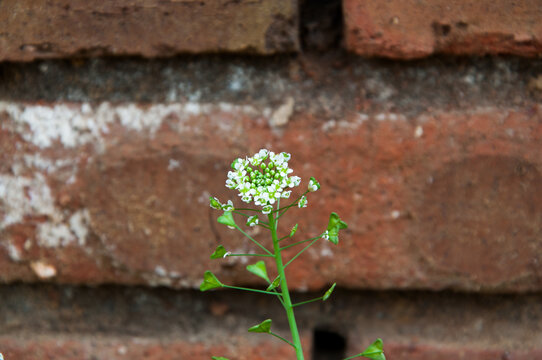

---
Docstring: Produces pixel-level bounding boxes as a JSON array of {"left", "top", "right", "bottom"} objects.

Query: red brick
[
  {"left": 382, "top": 342, "right": 542, "bottom": 360},
  {"left": 0, "top": 0, "right": 298, "bottom": 61},
  {"left": 0, "top": 335, "right": 305, "bottom": 360},
  {"left": 2, "top": 335, "right": 542, "bottom": 360},
  {"left": 1, "top": 102, "right": 542, "bottom": 292},
  {"left": 344, "top": 0, "right": 542, "bottom": 59},
  {"left": 1, "top": 285, "right": 541, "bottom": 359}
]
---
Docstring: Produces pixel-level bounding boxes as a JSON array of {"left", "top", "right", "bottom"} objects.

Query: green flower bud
[{"left": 209, "top": 196, "right": 222, "bottom": 210}]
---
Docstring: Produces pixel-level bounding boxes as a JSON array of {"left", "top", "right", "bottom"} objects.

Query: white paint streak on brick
[
  {"left": 0, "top": 173, "right": 59, "bottom": 229},
  {"left": 167, "top": 159, "right": 180, "bottom": 171},
  {"left": 0, "top": 173, "right": 91, "bottom": 248},
  {"left": 37, "top": 222, "right": 74, "bottom": 248},
  {"left": 0, "top": 101, "right": 264, "bottom": 150},
  {"left": 35, "top": 209, "right": 91, "bottom": 248},
  {"left": 22, "top": 153, "right": 77, "bottom": 174},
  {"left": 68, "top": 210, "right": 91, "bottom": 246},
  {"left": 5, "top": 241, "right": 22, "bottom": 262},
  {"left": 375, "top": 113, "right": 406, "bottom": 122}
]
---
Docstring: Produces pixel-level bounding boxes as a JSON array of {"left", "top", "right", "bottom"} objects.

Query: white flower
[
  {"left": 225, "top": 149, "right": 301, "bottom": 211},
  {"left": 262, "top": 205, "right": 273, "bottom": 214},
  {"left": 321, "top": 230, "right": 329, "bottom": 240},
  {"left": 246, "top": 215, "right": 259, "bottom": 227},
  {"left": 222, "top": 200, "right": 234, "bottom": 211},
  {"left": 308, "top": 177, "right": 320, "bottom": 192},
  {"left": 298, "top": 195, "right": 307, "bottom": 208}
]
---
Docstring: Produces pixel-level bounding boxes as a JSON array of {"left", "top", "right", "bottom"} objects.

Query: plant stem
[
  {"left": 292, "top": 296, "right": 323, "bottom": 307},
  {"left": 269, "top": 213, "right": 304, "bottom": 360},
  {"left": 269, "top": 332, "right": 295, "bottom": 348},
  {"left": 223, "top": 285, "right": 282, "bottom": 296},
  {"left": 235, "top": 227, "right": 273, "bottom": 256},
  {"left": 227, "top": 253, "right": 275, "bottom": 257},
  {"left": 280, "top": 235, "right": 321, "bottom": 251},
  {"left": 284, "top": 238, "right": 319, "bottom": 268},
  {"left": 343, "top": 354, "right": 363, "bottom": 360}
]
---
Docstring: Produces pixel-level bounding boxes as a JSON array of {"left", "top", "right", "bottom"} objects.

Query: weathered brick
[
  {"left": 383, "top": 343, "right": 542, "bottom": 360},
  {"left": 344, "top": 0, "right": 542, "bottom": 58},
  {"left": 0, "top": 0, "right": 298, "bottom": 61},
  {"left": 0, "top": 336, "right": 302, "bottom": 360},
  {"left": 1, "top": 285, "right": 541, "bottom": 359},
  {"left": 3, "top": 336, "right": 542, "bottom": 360},
  {"left": 1, "top": 101, "right": 542, "bottom": 292}
]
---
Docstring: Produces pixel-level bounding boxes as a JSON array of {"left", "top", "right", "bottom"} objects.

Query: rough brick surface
[
  {"left": 344, "top": 0, "right": 542, "bottom": 58},
  {"left": 1, "top": 101, "right": 541, "bottom": 292},
  {"left": 0, "top": 336, "right": 300, "bottom": 360},
  {"left": 3, "top": 337, "right": 542, "bottom": 360},
  {"left": 1, "top": 285, "right": 541, "bottom": 359},
  {"left": 0, "top": 0, "right": 298, "bottom": 61}
]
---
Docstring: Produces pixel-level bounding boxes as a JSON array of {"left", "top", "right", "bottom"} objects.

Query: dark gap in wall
[
  {"left": 300, "top": 0, "right": 343, "bottom": 52},
  {"left": 312, "top": 327, "right": 346, "bottom": 360}
]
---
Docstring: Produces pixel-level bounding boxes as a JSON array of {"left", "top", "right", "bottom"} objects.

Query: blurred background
[{"left": 1, "top": 0, "right": 542, "bottom": 359}]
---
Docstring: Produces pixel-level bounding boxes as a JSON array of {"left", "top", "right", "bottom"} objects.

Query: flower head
[
  {"left": 225, "top": 149, "right": 300, "bottom": 210},
  {"left": 298, "top": 195, "right": 308, "bottom": 208},
  {"left": 308, "top": 177, "right": 320, "bottom": 192},
  {"left": 246, "top": 215, "right": 259, "bottom": 227}
]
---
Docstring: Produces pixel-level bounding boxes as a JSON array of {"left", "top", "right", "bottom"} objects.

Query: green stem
[
  {"left": 227, "top": 253, "right": 274, "bottom": 257},
  {"left": 278, "top": 235, "right": 290, "bottom": 242},
  {"left": 343, "top": 354, "right": 364, "bottom": 360},
  {"left": 236, "top": 226, "right": 273, "bottom": 256},
  {"left": 284, "top": 238, "right": 319, "bottom": 269},
  {"left": 276, "top": 191, "right": 309, "bottom": 218},
  {"left": 223, "top": 285, "right": 282, "bottom": 296},
  {"left": 280, "top": 235, "right": 322, "bottom": 251},
  {"left": 234, "top": 207, "right": 262, "bottom": 212},
  {"left": 232, "top": 210, "right": 251, "bottom": 218},
  {"left": 292, "top": 296, "right": 324, "bottom": 308},
  {"left": 269, "top": 213, "right": 304, "bottom": 360},
  {"left": 270, "top": 332, "right": 295, "bottom": 348}
]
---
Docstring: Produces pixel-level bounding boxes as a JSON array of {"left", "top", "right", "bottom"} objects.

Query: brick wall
[{"left": 1, "top": 1, "right": 541, "bottom": 359}]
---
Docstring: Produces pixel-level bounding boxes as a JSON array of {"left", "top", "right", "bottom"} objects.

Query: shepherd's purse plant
[{"left": 201, "top": 149, "right": 385, "bottom": 360}]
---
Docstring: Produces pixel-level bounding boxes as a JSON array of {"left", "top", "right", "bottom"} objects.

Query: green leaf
[
  {"left": 360, "top": 338, "right": 385, "bottom": 360},
  {"left": 246, "top": 261, "right": 270, "bottom": 283},
  {"left": 210, "top": 245, "right": 228, "bottom": 259},
  {"left": 199, "top": 271, "right": 223, "bottom": 291},
  {"left": 289, "top": 224, "right": 298, "bottom": 237},
  {"left": 266, "top": 276, "right": 280, "bottom": 291},
  {"left": 212, "top": 357, "right": 230, "bottom": 360},
  {"left": 326, "top": 212, "right": 348, "bottom": 245},
  {"left": 248, "top": 319, "right": 272, "bottom": 333},
  {"left": 323, "top": 283, "right": 336, "bottom": 301},
  {"left": 217, "top": 211, "right": 237, "bottom": 228}
]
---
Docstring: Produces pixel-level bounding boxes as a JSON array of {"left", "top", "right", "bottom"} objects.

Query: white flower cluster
[{"left": 225, "top": 149, "right": 301, "bottom": 212}]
